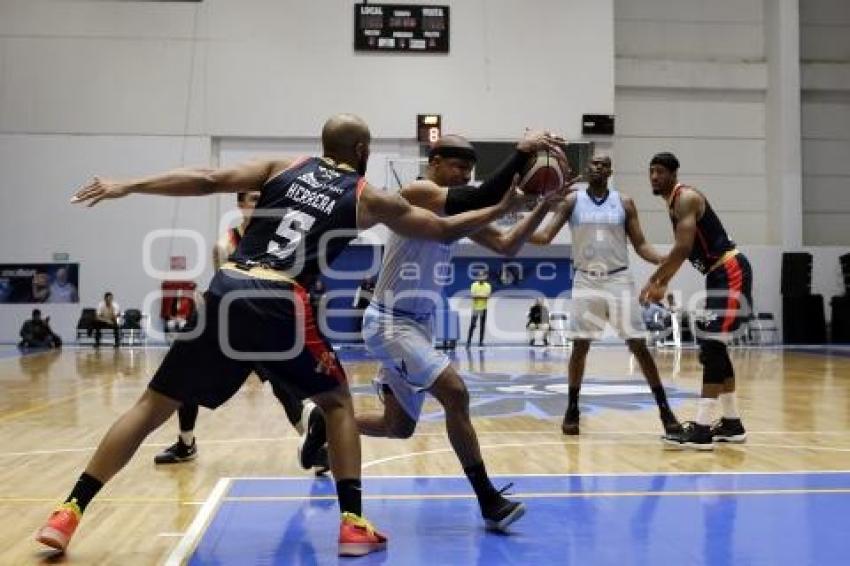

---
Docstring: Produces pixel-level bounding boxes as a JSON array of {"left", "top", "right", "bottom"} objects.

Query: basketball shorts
[
  {"left": 148, "top": 269, "right": 346, "bottom": 409},
  {"left": 362, "top": 304, "right": 451, "bottom": 421},
  {"left": 699, "top": 252, "right": 753, "bottom": 340},
  {"left": 570, "top": 270, "right": 646, "bottom": 340}
]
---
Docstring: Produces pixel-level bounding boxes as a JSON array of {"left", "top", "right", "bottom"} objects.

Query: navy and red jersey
[
  {"left": 231, "top": 157, "right": 365, "bottom": 285},
  {"left": 668, "top": 184, "right": 735, "bottom": 275}
]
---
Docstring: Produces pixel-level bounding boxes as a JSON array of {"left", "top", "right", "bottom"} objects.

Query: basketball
[{"left": 517, "top": 149, "right": 566, "bottom": 195}]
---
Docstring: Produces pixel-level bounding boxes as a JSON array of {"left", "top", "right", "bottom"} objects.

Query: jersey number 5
[{"left": 267, "top": 209, "right": 316, "bottom": 259}]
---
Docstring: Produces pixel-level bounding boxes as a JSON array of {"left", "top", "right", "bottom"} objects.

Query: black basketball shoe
[
  {"left": 662, "top": 421, "right": 714, "bottom": 451},
  {"left": 313, "top": 445, "right": 330, "bottom": 476},
  {"left": 298, "top": 403, "right": 327, "bottom": 470},
  {"left": 561, "top": 408, "right": 580, "bottom": 435},
  {"left": 710, "top": 418, "right": 747, "bottom": 443},
  {"left": 481, "top": 484, "right": 526, "bottom": 532},
  {"left": 660, "top": 407, "right": 683, "bottom": 435},
  {"left": 154, "top": 437, "right": 197, "bottom": 464}
]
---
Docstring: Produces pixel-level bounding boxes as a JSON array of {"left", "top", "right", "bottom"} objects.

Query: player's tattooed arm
[{"left": 641, "top": 188, "right": 701, "bottom": 303}]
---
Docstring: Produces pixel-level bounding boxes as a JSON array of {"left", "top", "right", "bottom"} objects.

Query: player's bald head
[
  {"left": 321, "top": 113, "right": 371, "bottom": 175},
  {"left": 592, "top": 154, "right": 612, "bottom": 167},
  {"left": 321, "top": 114, "right": 371, "bottom": 157}
]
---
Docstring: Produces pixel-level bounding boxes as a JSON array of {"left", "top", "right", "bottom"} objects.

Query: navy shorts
[
  {"left": 700, "top": 253, "right": 753, "bottom": 337},
  {"left": 148, "top": 269, "right": 346, "bottom": 409}
]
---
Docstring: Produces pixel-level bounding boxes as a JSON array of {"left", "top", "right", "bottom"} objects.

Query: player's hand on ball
[
  {"left": 539, "top": 175, "right": 581, "bottom": 206},
  {"left": 517, "top": 129, "right": 566, "bottom": 154},
  {"left": 640, "top": 280, "right": 666, "bottom": 305},
  {"left": 71, "top": 177, "right": 130, "bottom": 207}
]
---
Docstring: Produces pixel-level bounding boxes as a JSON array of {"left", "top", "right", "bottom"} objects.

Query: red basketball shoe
[
  {"left": 35, "top": 499, "right": 82, "bottom": 552},
  {"left": 338, "top": 512, "right": 387, "bottom": 557}
]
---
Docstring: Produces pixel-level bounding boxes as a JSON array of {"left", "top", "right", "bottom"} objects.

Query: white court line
[
  {"left": 361, "top": 440, "right": 850, "bottom": 469},
  {"left": 0, "top": 437, "right": 303, "bottom": 458},
  {"left": 3, "top": 431, "right": 850, "bottom": 460},
  {"left": 6, "top": 430, "right": 850, "bottom": 458},
  {"left": 229, "top": 468, "right": 850, "bottom": 481},
  {"left": 163, "top": 477, "right": 231, "bottom": 566}
]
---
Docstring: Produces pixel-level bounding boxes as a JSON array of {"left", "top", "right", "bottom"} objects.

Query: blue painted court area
[{"left": 186, "top": 472, "right": 850, "bottom": 565}]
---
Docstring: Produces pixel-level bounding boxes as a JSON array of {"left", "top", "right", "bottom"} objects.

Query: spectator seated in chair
[
  {"left": 527, "top": 298, "right": 551, "bottom": 346},
  {"left": 94, "top": 291, "right": 121, "bottom": 348},
  {"left": 18, "top": 309, "right": 62, "bottom": 350},
  {"left": 163, "top": 290, "right": 198, "bottom": 333}
]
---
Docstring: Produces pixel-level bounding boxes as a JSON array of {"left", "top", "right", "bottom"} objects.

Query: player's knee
[
  {"left": 311, "top": 386, "right": 352, "bottom": 414},
  {"left": 432, "top": 372, "right": 470, "bottom": 412},
  {"left": 442, "top": 384, "right": 470, "bottom": 412},
  {"left": 700, "top": 340, "right": 730, "bottom": 384},
  {"left": 388, "top": 416, "right": 416, "bottom": 439},
  {"left": 138, "top": 388, "right": 180, "bottom": 430}
]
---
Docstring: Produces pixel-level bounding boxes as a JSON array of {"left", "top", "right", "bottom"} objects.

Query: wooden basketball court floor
[{"left": 2, "top": 344, "right": 849, "bottom": 564}]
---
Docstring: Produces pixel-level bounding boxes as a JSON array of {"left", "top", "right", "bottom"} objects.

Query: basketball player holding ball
[
  {"left": 320, "top": 131, "right": 571, "bottom": 531},
  {"left": 531, "top": 155, "right": 681, "bottom": 436}
]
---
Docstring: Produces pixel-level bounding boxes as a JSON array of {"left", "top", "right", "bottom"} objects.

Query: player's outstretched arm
[
  {"left": 623, "top": 195, "right": 664, "bottom": 265},
  {"left": 71, "top": 158, "right": 292, "bottom": 207},
  {"left": 358, "top": 182, "right": 520, "bottom": 243}
]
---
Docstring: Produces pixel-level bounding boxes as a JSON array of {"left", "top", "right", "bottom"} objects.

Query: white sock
[
  {"left": 695, "top": 398, "right": 718, "bottom": 427},
  {"left": 300, "top": 400, "right": 317, "bottom": 432},
  {"left": 719, "top": 393, "right": 739, "bottom": 420},
  {"left": 180, "top": 431, "right": 195, "bottom": 446}
]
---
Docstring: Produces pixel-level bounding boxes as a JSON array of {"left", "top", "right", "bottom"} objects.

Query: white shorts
[
  {"left": 570, "top": 270, "right": 646, "bottom": 340},
  {"left": 362, "top": 304, "right": 451, "bottom": 421}
]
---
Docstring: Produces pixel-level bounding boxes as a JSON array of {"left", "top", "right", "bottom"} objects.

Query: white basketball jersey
[
  {"left": 569, "top": 188, "right": 629, "bottom": 273},
  {"left": 372, "top": 231, "right": 454, "bottom": 316}
]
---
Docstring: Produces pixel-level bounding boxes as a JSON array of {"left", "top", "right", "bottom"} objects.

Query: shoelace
[
  {"left": 56, "top": 498, "right": 82, "bottom": 520},
  {"left": 496, "top": 483, "right": 514, "bottom": 497},
  {"left": 342, "top": 512, "right": 377, "bottom": 536}
]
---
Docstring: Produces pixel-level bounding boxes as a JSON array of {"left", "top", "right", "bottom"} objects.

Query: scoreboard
[{"left": 354, "top": 4, "right": 450, "bottom": 53}]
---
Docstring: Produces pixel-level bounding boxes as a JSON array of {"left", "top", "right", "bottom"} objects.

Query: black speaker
[
  {"left": 783, "top": 294, "right": 826, "bottom": 344},
  {"left": 831, "top": 295, "right": 850, "bottom": 344},
  {"left": 781, "top": 252, "right": 813, "bottom": 297},
  {"left": 582, "top": 114, "right": 614, "bottom": 136}
]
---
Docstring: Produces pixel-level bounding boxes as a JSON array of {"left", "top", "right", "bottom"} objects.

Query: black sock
[
  {"left": 464, "top": 462, "right": 500, "bottom": 506},
  {"left": 178, "top": 404, "right": 199, "bottom": 432},
  {"left": 65, "top": 472, "right": 103, "bottom": 513},
  {"left": 568, "top": 386, "right": 580, "bottom": 412},
  {"left": 336, "top": 478, "right": 362, "bottom": 516},
  {"left": 651, "top": 386, "right": 671, "bottom": 412}
]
